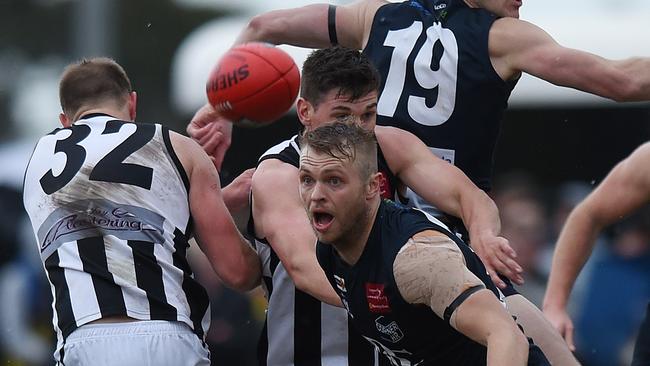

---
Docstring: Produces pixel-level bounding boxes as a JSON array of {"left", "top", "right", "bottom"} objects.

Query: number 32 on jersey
[
  {"left": 39, "top": 121, "right": 155, "bottom": 195},
  {"left": 377, "top": 21, "right": 459, "bottom": 127}
]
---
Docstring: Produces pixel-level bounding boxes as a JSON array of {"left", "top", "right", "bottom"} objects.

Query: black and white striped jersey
[
  {"left": 251, "top": 135, "right": 383, "bottom": 366},
  {"left": 23, "top": 114, "right": 209, "bottom": 363}
]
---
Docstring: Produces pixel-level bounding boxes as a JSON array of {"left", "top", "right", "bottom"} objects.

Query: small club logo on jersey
[
  {"left": 375, "top": 316, "right": 404, "bottom": 343},
  {"left": 378, "top": 171, "right": 393, "bottom": 200},
  {"left": 365, "top": 283, "right": 391, "bottom": 313},
  {"left": 334, "top": 274, "right": 346, "bottom": 293}
]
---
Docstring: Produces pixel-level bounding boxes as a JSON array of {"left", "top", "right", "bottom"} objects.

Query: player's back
[
  {"left": 363, "top": 0, "right": 517, "bottom": 192},
  {"left": 23, "top": 114, "right": 209, "bottom": 361}
]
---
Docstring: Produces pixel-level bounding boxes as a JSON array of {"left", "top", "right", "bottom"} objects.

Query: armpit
[{"left": 393, "top": 231, "right": 485, "bottom": 329}]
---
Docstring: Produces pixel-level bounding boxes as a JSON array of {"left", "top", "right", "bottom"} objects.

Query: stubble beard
[{"left": 330, "top": 200, "right": 373, "bottom": 254}]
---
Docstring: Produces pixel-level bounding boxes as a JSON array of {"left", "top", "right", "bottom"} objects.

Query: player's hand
[
  {"left": 471, "top": 233, "right": 523, "bottom": 289},
  {"left": 222, "top": 168, "right": 255, "bottom": 214},
  {"left": 542, "top": 305, "right": 576, "bottom": 352},
  {"left": 187, "top": 103, "right": 233, "bottom": 172}
]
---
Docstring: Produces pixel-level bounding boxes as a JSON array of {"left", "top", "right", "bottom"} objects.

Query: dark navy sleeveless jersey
[
  {"left": 316, "top": 200, "right": 549, "bottom": 365},
  {"left": 363, "top": 0, "right": 518, "bottom": 191}
]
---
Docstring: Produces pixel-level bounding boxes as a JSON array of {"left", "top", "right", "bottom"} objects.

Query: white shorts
[{"left": 59, "top": 320, "right": 210, "bottom": 366}]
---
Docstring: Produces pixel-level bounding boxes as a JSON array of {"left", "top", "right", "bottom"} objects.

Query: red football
[{"left": 206, "top": 43, "right": 300, "bottom": 126}]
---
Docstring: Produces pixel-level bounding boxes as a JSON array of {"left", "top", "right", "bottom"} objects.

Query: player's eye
[
  {"left": 335, "top": 114, "right": 350, "bottom": 121},
  {"left": 328, "top": 177, "right": 341, "bottom": 186},
  {"left": 300, "top": 175, "right": 314, "bottom": 186}
]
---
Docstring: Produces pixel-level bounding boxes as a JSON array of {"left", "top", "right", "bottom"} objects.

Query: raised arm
[
  {"left": 252, "top": 159, "right": 342, "bottom": 306},
  {"left": 394, "top": 230, "right": 529, "bottom": 365},
  {"left": 235, "top": 0, "right": 385, "bottom": 50},
  {"left": 543, "top": 142, "right": 650, "bottom": 349},
  {"left": 376, "top": 126, "right": 522, "bottom": 288},
  {"left": 171, "top": 132, "right": 261, "bottom": 291},
  {"left": 490, "top": 18, "right": 650, "bottom": 101}
]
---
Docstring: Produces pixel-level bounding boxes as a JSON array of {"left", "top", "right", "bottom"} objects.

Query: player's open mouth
[{"left": 312, "top": 211, "right": 334, "bottom": 232}]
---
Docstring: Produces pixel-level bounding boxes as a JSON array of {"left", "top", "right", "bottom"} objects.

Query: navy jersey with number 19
[{"left": 364, "top": 0, "right": 517, "bottom": 193}]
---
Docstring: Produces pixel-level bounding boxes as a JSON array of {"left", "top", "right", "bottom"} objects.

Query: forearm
[
  {"left": 286, "top": 253, "right": 343, "bottom": 307},
  {"left": 486, "top": 329, "right": 528, "bottom": 366},
  {"left": 196, "top": 214, "right": 261, "bottom": 291},
  {"left": 544, "top": 207, "right": 600, "bottom": 310},
  {"left": 461, "top": 190, "right": 501, "bottom": 241},
  {"left": 235, "top": 5, "right": 331, "bottom": 48}
]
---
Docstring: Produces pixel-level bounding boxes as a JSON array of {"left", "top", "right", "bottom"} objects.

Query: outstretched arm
[
  {"left": 171, "top": 132, "right": 261, "bottom": 291},
  {"left": 235, "top": 0, "right": 385, "bottom": 50},
  {"left": 394, "top": 231, "right": 529, "bottom": 365},
  {"left": 491, "top": 18, "right": 650, "bottom": 101},
  {"left": 377, "top": 126, "right": 522, "bottom": 288},
  {"left": 543, "top": 143, "right": 650, "bottom": 350},
  {"left": 252, "top": 159, "right": 342, "bottom": 306}
]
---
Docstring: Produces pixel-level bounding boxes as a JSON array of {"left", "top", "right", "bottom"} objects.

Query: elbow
[
  {"left": 220, "top": 256, "right": 262, "bottom": 291},
  {"left": 223, "top": 268, "right": 261, "bottom": 292},
  {"left": 292, "top": 274, "right": 314, "bottom": 294},
  {"left": 285, "top": 262, "right": 310, "bottom": 292},
  {"left": 608, "top": 78, "right": 644, "bottom": 102}
]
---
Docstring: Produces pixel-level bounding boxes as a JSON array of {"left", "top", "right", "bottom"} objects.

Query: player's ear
[
  {"left": 128, "top": 91, "right": 137, "bottom": 121},
  {"left": 296, "top": 97, "right": 312, "bottom": 128},
  {"left": 366, "top": 172, "right": 382, "bottom": 199},
  {"left": 59, "top": 112, "right": 71, "bottom": 127}
]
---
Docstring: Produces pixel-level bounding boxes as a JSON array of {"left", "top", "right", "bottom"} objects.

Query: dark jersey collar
[{"left": 78, "top": 112, "right": 115, "bottom": 120}]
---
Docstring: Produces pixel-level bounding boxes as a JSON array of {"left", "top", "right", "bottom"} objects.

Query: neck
[
  {"left": 333, "top": 198, "right": 380, "bottom": 266},
  {"left": 72, "top": 106, "right": 130, "bottom": 123}
]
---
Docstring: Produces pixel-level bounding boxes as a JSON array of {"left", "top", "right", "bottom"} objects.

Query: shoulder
[
  {"left": 254, "top": 158, "right": 297, "bottom": 184},
  {"left": 167, "top": 130, "right": 212, "bottom": 179},
  {"left": 380, "top": 200, "right": 423, "bottom": 228},
  {"left": 252, "top": 159, "right": 299, "bottom": 199},
  {"left": 489, "top": 17, "right": 552, "bottom": 52},
  {"left": 375, "top": 125, "right": 417, "bottom": 150},
  {"left": 168, "top": 130, "right": 203, "bottom": 157},
  {"left": 631, "top": 142, "right": 650, "bottom": 162}
]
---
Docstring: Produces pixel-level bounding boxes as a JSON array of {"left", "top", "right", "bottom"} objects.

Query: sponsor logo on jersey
[
  {"left": 365, "top": 283, "right": 391, "bottom": 314},
  {"left": 39, "top": 199, "right": 165, "bottom": 259},
  {"left": 375, "top": 316, "right": 404, "bottom": 343}
]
